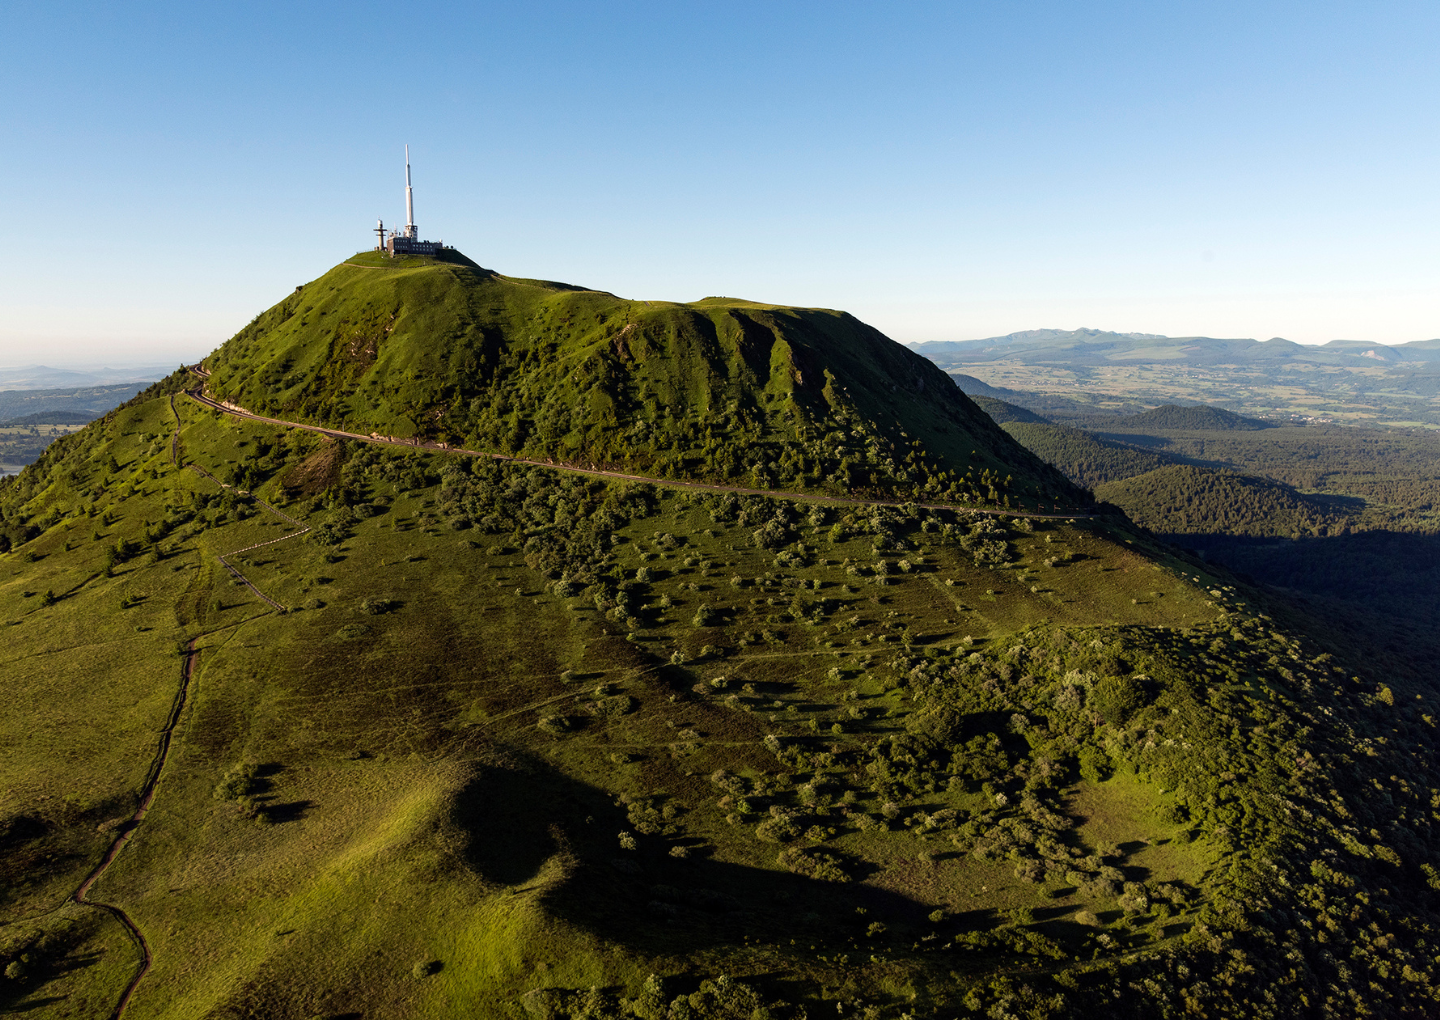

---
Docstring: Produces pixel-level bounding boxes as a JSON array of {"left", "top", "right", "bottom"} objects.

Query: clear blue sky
[{"left": 2, "top": 1, "right": 1438, "bottom": 364}]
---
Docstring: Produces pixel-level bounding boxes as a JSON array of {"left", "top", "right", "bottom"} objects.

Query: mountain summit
[{"left": 205, "top": 251, "right": 1074, "bottom": 508}]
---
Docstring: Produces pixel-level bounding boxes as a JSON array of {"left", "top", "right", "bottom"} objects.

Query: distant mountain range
[
  {"left": 0, "top": 383, "right": 154, "bottom": 423},
  {"left": 912, "top": 329, "right": 1440, "bottom": 425},
  {"left": 0, "top": 364, "right": 174, "bottom": 390},
  {"left": 911, "top": 329, "right": 1440, "bottom": 368}
]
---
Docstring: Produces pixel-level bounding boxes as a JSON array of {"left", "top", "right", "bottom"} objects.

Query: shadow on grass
[
  {"left": 4, "top": 995, "right": 68, "bottom": 1013},
  {"left": 444, "top": 747, "right": 1104, "bottom": 959},
  {"left": 262, "top": 800, "right": 315, "bottom": 824}
]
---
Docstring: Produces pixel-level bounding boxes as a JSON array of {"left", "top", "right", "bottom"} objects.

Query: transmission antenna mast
[{"left": 404, "top": 144, "right": 415, "bottom": 236}]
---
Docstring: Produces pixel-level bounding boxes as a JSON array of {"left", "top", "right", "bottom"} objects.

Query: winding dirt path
[
  {"left": 57, "top": 396, "right": 306, "bottom": 1019},
  {"left": 69, "top": 637, "right": 200, "bottom": 1020},
  {"left": 182, "top": 374, "right": 1094, "bottom": 522},
  {"left": 61, "top": 397, "right": 305, "bottom": 1018},
  {"left": 60, "top": 397, "right": 294, "bottom": 1019}
]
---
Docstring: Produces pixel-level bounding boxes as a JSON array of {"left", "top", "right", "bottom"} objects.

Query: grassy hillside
[
  {"left": 203, "top": 252, "right": 1073, "bottom": 510},
  {"left": 1094, "top": 466, "right": 1353, "bottom": 538},
  {"left": 0, "top": 274, "right": 1435, "bottom": 1017}
]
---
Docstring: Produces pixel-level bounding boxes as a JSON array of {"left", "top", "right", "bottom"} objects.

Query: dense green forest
[
  {"left": 1001, "top": 414, "right": 1440, "bottom": 536},
  {"left": 1093, "top": 425, "right": 1440, "bottom": 518},
  {"left": 1001, "top": 423, "right": 1176, "bottom": 491},
  {"left": 1101, "top": 405, "right": 1270, "bottom": 432},
  {"left": 1093, "top": 466, "right": 1352, "bottom": 538}
]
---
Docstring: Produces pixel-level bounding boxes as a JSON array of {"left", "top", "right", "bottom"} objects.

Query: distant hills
[
  {"left": 912, "top": 328, "right": 1440, "bottom": 367},
  {"left": 920, "top": 330, "right": 1440, "bottom": 425},
  {"left": 0, "top": 382, "right": 154, "bottom": 423},
  {"left": 1103, "top": 404, "right": 1270, "bottom": 432},
  {"left": 0, "top": 364, "right": 173, "bottom": 390},
  {"left": 0, "top": 411, "right": 98, "bottom": 427}
]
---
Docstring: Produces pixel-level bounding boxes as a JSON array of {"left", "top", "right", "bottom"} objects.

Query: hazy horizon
[
  {"left": 4, "top": 321, "right": 1436, "bottom": 376},
  {"left": 3, "top": 4, "right": 1438, "bottom": 361}
]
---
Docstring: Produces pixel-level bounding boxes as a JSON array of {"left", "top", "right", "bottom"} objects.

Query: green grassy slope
[
  {"left": 0, "top": 285, "right": 1435, "bottom": 1018},
  {"left": 202, "top": 252, "right": 1074, "bottom": 509}
]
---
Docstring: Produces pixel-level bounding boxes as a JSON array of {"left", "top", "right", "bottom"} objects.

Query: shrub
[
  {"left": 905, "top": 705, "right": 962, "bottom": 743},
  {"left": 779, "top": 846, "right": 851, "bottom": 882},
  {"left": 755, "top": 816, "right": 801, "bottom": 843},
  {"left": 521, "top": 988, "right": 564, "bottom": 1019},
  {"left": 588, "top": 694, "right": 637, "bottom": 718},
  {"left": 213, "top": 762, "right": 261, "bottom": 801},
  {"left": 1077, "top": 745, "right": 1111, "bottom": 784},
  {"left": 1091, "top": 676, "right": 1147, "bottom": 724}
]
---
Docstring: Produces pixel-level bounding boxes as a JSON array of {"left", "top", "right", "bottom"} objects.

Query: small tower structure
[
  {"left": 402, "top": 144, "right": 417, "bottom": 239},
  {"left": 381, "top": 146, "right": 443, "bottom": 256}
]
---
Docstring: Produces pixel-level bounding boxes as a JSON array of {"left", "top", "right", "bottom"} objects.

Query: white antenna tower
[{"left": 404, "top": 144, "right": 416, "bottom": 237}]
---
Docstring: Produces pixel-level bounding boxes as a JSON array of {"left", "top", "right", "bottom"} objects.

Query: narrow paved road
[{"left": 182, "top": 377, "right": 1094, "bottom": 521}]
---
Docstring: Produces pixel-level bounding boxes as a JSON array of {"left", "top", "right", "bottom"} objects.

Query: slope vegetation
[
  {"left": 0, "top": 263, "right": 1434, "bottom": 1019},
  {"left": 1094, "top": 465, "right": 1353, "bottom": 538},
  {"left": 969, "top": 395, "right": 1050, "bottom": 425},
  {"left": 1106, "top": 405, "right": 1270, "bottom": 432},
  {"left": 1000, "top": 422, "right": 1177, "bottom": 490},
  {"left": 204, "top": 252, "right": 1073, "bottom": 510}
]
